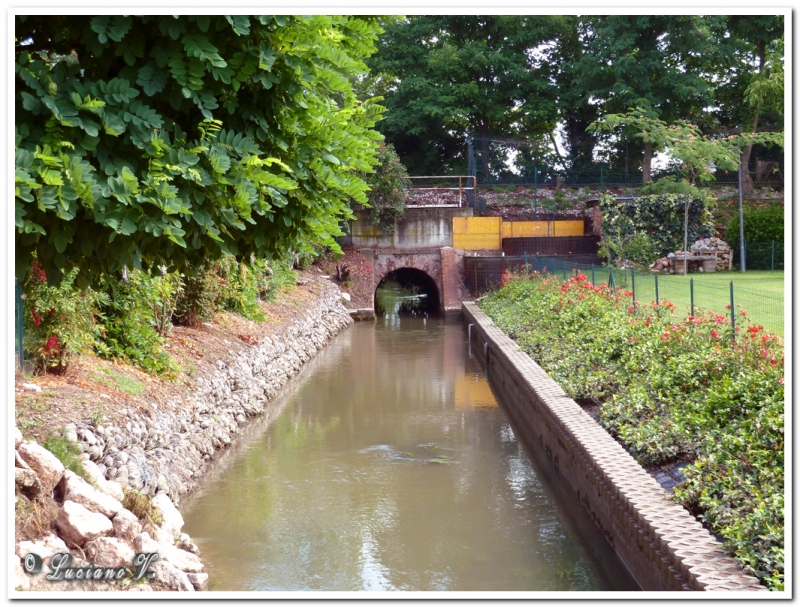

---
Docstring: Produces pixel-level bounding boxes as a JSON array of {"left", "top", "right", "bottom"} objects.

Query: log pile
[{"left": 650, "top": 238, "right": 732, "bottom": 274}]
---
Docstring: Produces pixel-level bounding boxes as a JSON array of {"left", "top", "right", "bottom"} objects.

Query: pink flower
[{"left": 711, "top": 330, "right": 718, "bottom": 338}]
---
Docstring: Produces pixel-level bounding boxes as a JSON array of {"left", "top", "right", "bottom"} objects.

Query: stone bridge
[{"left": 341, "top": 207, "right": 471, "bottom": 316}]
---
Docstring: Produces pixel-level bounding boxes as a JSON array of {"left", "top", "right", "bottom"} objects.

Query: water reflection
[
  {"left": 181, "top": 319, "right": 637, "bottom": 592},
  {"left": 375, "top": 280, "right": 432, "bottom": 318}
]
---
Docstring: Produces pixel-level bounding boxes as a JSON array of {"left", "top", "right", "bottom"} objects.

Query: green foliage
[
  {"left": 360, "top": 142, "right": 410, "bottom": 232},
  {"left": 44, "top": 434, "right": 88, "bottom": 481},
  {"left": 598, "top": 232, "right": 658, "bottom": 266},
  {"left": 367, "top": 16, "right": 560, "bottom": 174},
  {"left": 590, "top": 107, "right": 784, "bottom": 185},
  {"left": 599, "top": 192, "right": 713, "bottom": 258},
  {"left": 264, "top": 258, "right": 297, "bottom": 300},
  {"left": 216, "top": 257, "right": 270, "bottom": 321},
  {"left": 95, "top": 269, "right": 179, "bottom": 376},
  {"left": 174, "top": 263, "right": 224, "bottom": 327},
  {"left": 15, "top": 16, "right": 385, "bottom": 286},
  {"left": 22, "top": 264, "right": 106, "bottom": 373},
  {"left": 480, "top": 273, "right": 784, "bottom": 590},
  {"left": 726, "top": 203, "right": 784, "bottom": 247}
]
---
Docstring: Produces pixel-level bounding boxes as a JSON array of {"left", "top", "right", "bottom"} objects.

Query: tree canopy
[
  {"left": 368, "top": 15, "right": 784, "bottom": 182},
  {"left": 15, "top": 15, "right": 385, "bottom": 286}
]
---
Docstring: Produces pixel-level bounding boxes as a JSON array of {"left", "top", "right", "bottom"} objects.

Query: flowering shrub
[
  {"left": 23, "top": 264, "right": 107, "bottom": 374},
  {"left": 479, "top": 272, "right": 784, "bottom": 590}
]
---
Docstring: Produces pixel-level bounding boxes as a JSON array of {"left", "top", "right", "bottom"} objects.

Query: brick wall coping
[{"left": 463, "top": 302, "right": 766, "bottom": 592}]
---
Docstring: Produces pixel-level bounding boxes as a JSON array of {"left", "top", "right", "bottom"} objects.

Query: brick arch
[{"left": 372, "top": 251, "right": 443, "bottom": 312}]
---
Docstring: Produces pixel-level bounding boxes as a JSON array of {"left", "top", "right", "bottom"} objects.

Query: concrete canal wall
[{"left": 463, "top": 302, "right": 765, "bottom": 592}]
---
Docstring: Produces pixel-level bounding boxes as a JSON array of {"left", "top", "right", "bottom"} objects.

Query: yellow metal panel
[
  {"left": 508, "top": 221, "right": 549, "bottom": 238},
  {"left": 452, "top": 216, "right": 470, "bottom": 234},
  {"left": 552, "top": 220, "right": 584, "bottom": 237},
  {"left": 453, "top": 233, "right": 502, "bottom": 250},
  {"left": 465, "top": 217, "right": 502, "bottom": 233},
  {"left": 452, "top": 217, "right": 502, "bottom": 250}
]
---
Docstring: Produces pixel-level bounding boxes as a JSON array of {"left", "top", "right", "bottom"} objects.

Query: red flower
[
  {"left": 740, "top": 310, "right": 747, "bottom": 317},
  {"left": 43, "top": 335, "right": 59, "bottom": 354},
  {"left": 623, "top": 290, "right": 632, "bottom": 297},
  {"left": 627, "top": 305, "right": 634, "bottom": 313},
  {"left": 770, "top": 357, "right": 777, "bottom": 367},
  {"left": 644, "top": 317, "right": 651, "bottom": 327},
  {"left": 31, "top": 310, "right": 41, "bottom": 327},
  {"left": 710, "top": 330, "right": 718, "bottom": 338},
  {"left": 725, "top": 304, "right": 731, "bottom": 310},
  {"left": 575, "top": 274, "right": 587, "bottom": 282},
  {"left": 661, "top": 331, "right": 670, "bottom": 341},
  {"left": 31, "top": 261, "right": 47, "bottom": 283}
]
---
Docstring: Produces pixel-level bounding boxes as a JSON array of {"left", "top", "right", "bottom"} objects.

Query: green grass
[
  {"left": 92, "top": 368, "right": 146, "bottom": 396},
  {"left": 586, "top": 268, "right": 785, "bottom": 336}
]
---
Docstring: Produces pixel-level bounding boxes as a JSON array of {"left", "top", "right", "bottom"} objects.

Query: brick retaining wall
[{"left": 463, "top": 302, "right": 766, "bottom": 592}]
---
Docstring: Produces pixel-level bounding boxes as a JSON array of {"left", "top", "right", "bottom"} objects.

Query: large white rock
[
  {"left": 15, "top": 467, "right": 42, "bottom": 497},
  {"left": 56, "top": 500, "right": 113, "bottom": 546},
  {"left": 152, "top": 493, "right": 184, "bottom": 540},
  {"left": 112, "top": 508, "right": 142, "bottom": 541},
  {"left": 132, "top": 532, "right": 159, "bottom": 554},
  {"left": 16, "top": 534, "right": 70, "bottom": 575},
  {"left": 81, "top": 459, "right": 125, "bottom": 502},
  {"left": 62, "top": 470, "right": 122, "bottom": 518},
  {"left": 159, "top": 543, "right": 204, "bottom": 573},
  {"left": 186, "top": 572, "right": 209, "bottom": 591},
  {"left": 17, "top": 441, "right": 65, "bottom": 494},
  {"left": 149, "top": 560, "right": 194, "bottom": 591},
  {"left": 85, "top": 537, "right": 136, "bottom": 568},
  {"left": 15, "top": 427, "right": 23, "bottom": 448}
]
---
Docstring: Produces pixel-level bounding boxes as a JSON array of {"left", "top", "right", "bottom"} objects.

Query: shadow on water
[{"left": 375, "top": 268, "right": 440, "bottom": 318}]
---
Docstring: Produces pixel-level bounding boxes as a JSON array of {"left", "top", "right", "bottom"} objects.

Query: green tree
[
  {"left": 357, "top": 142, "right": 411, "bottom": 232},
  {"left": 367, "top": 16, "right": 559, "bottom": 175},
  {"left": 15, "top": 15, "right": 385, "bottom": 286},
  {"left": 577, "top": 16, "right": 723, "bottom": 182},
  {"left": 713, "top": 17, "right": 784, "bottom": 192}
]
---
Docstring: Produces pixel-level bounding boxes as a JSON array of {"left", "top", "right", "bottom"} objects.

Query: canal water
[{"left": 181, "top": 291, "right": 637, "bottom": 592}]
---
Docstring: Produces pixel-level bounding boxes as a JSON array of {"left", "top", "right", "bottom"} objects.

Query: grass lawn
[{"left": 583, "top": 268, "right": 786, "bottom": 336}]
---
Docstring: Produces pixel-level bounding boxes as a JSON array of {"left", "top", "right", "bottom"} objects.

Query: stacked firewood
[{"left": 650, "top": 238, "right": 732, "bottom": 273}]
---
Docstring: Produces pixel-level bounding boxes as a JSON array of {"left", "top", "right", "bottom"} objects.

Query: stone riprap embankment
[
  {"left": 65, "top": 281, "right": 352, "bottom": 503},
  {"left": 14, "top": 278, "right": 352, "bottom": 592},
  {"left": 14, "top": 427, "right": 206, "bottom": 592}
]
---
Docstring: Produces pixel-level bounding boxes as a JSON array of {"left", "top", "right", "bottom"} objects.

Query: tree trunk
[{"left": 642, "top": 141, "right": 653, "bottom": 185}]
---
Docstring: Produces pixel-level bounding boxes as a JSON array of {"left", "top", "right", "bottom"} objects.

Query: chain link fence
[{"left": 732, "top": 241, "right": 785, "bottom": 271}]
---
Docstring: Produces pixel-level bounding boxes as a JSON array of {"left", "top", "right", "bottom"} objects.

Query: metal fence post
[
  {"left": 654, "top": 273, "right": 659, "bottom": 306},
  {"left": 730, "top": 281, "right": 736, "bottom": 339},
  {"left": 609, "top": 271, "right": 615, "bottom": 291},
  {"left": 631, "top": 270, "right": 636, "bottom": 311},
  {"left": 591, "top": 264, "right": 595, "bottom": 286},
  {"left": 690, "top": 277, "right": 694, "bottom": 316},
  {"left": 771, "top": 241, "right": 775, "bottom": 272},
  {"left": 563, "top": 265, "right": 566, "bottom": 281},
  {"left": 534, "top": 164, "right": 538, "bottom": 208},
  {"left": 524, "top": 251, "right": 528, "bottom": 274}
]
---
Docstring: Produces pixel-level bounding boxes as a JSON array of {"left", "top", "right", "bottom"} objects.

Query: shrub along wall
[{"left": 478, "top": 272, "right": 784, "bottom": 590}]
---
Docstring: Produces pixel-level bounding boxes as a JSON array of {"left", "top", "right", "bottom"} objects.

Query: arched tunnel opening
[{"left": 375, "top": 268, "right": 440, "bottom": 318}]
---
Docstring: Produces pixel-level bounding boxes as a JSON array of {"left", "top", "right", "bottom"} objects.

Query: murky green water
[{"left": 181, "top": 296, "right": 637, "bottom": 592}]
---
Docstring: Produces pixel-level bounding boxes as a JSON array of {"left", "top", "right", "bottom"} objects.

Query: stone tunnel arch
[{"left": 374, "top": 267, "right": 441, "bottom": 314}]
